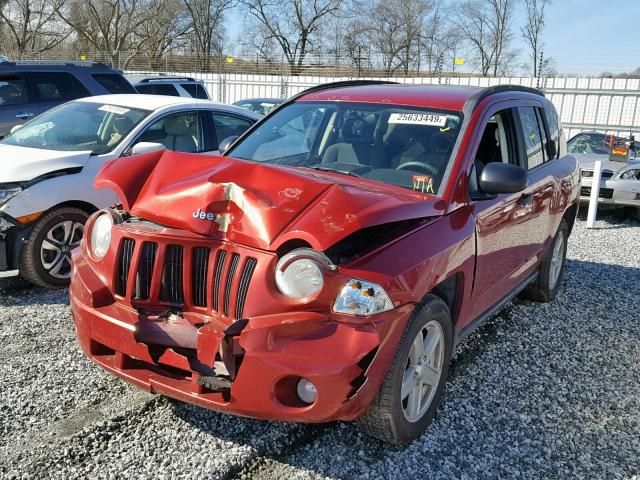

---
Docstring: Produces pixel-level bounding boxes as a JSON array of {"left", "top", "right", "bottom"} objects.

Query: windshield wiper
[{"left": 306, "top": 166, "right": 361, "bottom": 177}]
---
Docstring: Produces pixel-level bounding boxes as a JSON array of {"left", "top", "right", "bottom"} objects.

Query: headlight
[
  {"left": 0, "top": 185, "right": 23, "bottom": 206},
  {"left": 90, "top": 212, "right": 113, "bottom": 258},
  {"left": 274, "top": 248, "right": 333, "bottom": 299},
  {"left": 333, "top": 279, "right": 393, "bottom": 316},
  {"left": 620, "top": 169, "right": 640, "bottom": 180},
  {"left": 0, "top": 217, "right": 12, "bottom": 233}
]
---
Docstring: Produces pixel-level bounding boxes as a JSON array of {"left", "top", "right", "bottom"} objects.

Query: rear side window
[
  {"left": 0, "top": 75, "right": 28, "bottom": 106},
  {"left": 135, "top": 84, "right": 154, "bottom": 94},
  {"left": 516, "top": 106, "right": 545, "bottom": 170},
  {"left": 26, "top": 72, "right": 90, "bottom": 102},
  {"left": 154, "top": 84, "right": 180, "bottom": 96},
  {"left": 92, "top": 73, "right": 135, "bottom": 94},
  {"left": 181, "top": 83, "right": 208, "bottom": 99}
]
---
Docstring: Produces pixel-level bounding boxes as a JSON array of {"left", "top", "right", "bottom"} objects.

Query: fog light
[{"left": 296, "top": 378, "right": 317, "bottom": 404}]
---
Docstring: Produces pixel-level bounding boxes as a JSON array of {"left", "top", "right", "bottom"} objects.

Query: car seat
[
  {"left": 471, "top": 123, "right": 502, "bottom": 191},
  {"left": 162, "top": 116, "right": 197, "bottom": 152},
  {"left": 321, "top": 115, "right": 378, "bottom": 166},
  {"left": 107, "top": 115, "right": 134, "bottom": 147}
]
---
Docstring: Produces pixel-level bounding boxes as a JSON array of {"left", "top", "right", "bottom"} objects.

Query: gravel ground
[{"left": 1, "top": 208, "right": 639, "bottom": 479}]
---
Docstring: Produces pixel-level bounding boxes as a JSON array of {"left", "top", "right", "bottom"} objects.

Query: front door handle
[
  {"left": 15, "top": 112, "right": 35, "bottom": 119},
  {"left": 518, "top": 193, "right": 534, "bottom": 206}
]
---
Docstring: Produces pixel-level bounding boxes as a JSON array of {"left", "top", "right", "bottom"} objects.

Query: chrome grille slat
[
  {"left": 224, "top": 253, "right": 240, "bottom": 317},
  {"left": 191, "top": 247, "right": 210, "bottom": 307},
  {"left": 115, "top": 238, "right": 135, "bottom": 296},
  {"left": 212, "top": 250, "right": 227, "bottom": 311},
  {"left": 134, "top": 242, "right": 157, "bottom": 300},
  {"left": 160, "top": 245, "right": 184, "bottom": 305},
  {"left": 235, "top": 258, "right": 257, "bottom": 320}
]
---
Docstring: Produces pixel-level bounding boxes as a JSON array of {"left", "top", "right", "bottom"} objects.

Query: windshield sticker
[
  {"left": 99, "top": 105, "right": 130, "bottom": 115},
  {"left": 412, "top": 175, "right": 434, "bottom": 194},
  {"left": 389, "top": 113, "right": 447, "bottom": 126}
]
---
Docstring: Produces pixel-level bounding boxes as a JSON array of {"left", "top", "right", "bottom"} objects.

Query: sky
[
  {"left": 517, "top": 0, "right": 640, "bottom": 75},
  {"left": 226, "top": 0, "right": 640, "bottom": 76}
]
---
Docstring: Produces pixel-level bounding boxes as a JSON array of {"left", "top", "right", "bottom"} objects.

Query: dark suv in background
[{"left": 0, "top": 60, "right": 135, "bottom": 137}]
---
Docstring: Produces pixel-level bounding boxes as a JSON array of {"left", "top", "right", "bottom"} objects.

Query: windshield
[
  {"left": 228, "top": 101, "right": 462, "bottom": 194},
  {"left": 2, "top": 101, "right": 149, "bottom": 155}
]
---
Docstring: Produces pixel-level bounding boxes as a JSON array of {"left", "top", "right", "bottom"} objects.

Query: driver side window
[
  {"left": 136, "top": 111, "right": 203, "bottom": 153},
  {"left": 470, "top": 110, "right": 516, "bottom": 192}
]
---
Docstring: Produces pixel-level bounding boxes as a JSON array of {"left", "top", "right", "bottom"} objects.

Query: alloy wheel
[
  {"left": 401, "top": 320, "right": 445, "bottom": 423},
  {"left": 40, "top": 220, "right": 84, "bottom": 279},
  {"left": 549, "top": 231, "right": 565, "bottom": 290}
]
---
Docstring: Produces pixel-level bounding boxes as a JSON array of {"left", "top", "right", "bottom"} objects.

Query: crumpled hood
[
  {"left": 95, "top": 150, "right": 446, "bottom": 250},
  {"left": 0, "top": 143, "right": 90, "bottom": 183}
]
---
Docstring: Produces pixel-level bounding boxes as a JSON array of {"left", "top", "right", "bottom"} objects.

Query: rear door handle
[
  {"left": 15, "top": 112, "right": 34, "bottom": 119},
  {"left": 518, "top": 193, "right": 534, "bottom": 206}
]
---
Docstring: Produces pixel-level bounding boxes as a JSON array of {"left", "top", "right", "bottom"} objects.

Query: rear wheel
[
  {"left": 20, "top": 207, "right": 88, "bottom": 289},
  {"left": 357, "top": 294, "right": 452, "bottom": 445},
  {"left": 520, "top": 219, "right": 568, "bottom": 303}
]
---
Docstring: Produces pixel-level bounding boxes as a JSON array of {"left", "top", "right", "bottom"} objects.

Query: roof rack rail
[
  {"left": 464, "top": 84, "right": 545, "bottom": 113},
  {"left": 0, "top": 60, "right": 109, "bottom": 68},
  {"left": 293, "top": 80, "right": 399, "bottom": 99},
  {"left": 138, "top": 76, "right": 196, "bottom": 83}
]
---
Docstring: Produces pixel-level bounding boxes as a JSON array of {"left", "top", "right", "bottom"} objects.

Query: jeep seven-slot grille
[
  {"left": 115, "top": 238, "right": 256, "bottom": 319},
  {"left": 160, "top": 245, "right": 184, "bottom": 304},
  {"left": 115, "top": 238, "right": 135, "bottom": 296},
  {"left": 135, "top": 242, "right": 157, "bottom": 300},
  {"left": 191, "top": 247, "right": 210, "bottom": 307}
]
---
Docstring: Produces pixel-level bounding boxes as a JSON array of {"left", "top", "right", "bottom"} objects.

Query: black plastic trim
[{"left": 455, "top": 270, "right": 538, "bottom": 345}]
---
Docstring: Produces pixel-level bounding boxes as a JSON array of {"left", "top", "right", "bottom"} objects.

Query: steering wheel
[{"left": 396, "top": 161, "right": 438, "bottom": 175}]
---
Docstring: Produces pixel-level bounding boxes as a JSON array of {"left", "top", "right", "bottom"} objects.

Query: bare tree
[
  {"left": 239, "top": 0, "right": 342, "bottom": 75},
  {"left": 56, "top": 0, "right": 162, "bottom": 68},
  {"left": 454, "top": 0, "right": 515, "bottom": 76},
  {"left": 183, "top": 0, "right": 235, "bottom": 70},
  {"left": 521, "top": 0, "right": 549, "bottom": 76},
  {"left": 137, "top": 0, "right": 190, "bottom": 68},
  {"left": 0, "top": 0, "right": 70, "bottom": 54}
]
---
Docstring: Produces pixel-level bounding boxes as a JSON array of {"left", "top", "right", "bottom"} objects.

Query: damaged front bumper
[
  {"left": 70, "top": 248, "right": 411, "bottom": 423},
  {"left": 0, "top": 213, "right": 23, "bottom": 276}
]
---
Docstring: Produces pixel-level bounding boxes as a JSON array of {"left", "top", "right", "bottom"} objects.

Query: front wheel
[
  {"left": 520, "top": 219, "right": 568, "bottom": 303},
  {"left": 357, "top": 294, "right": 452, "bottom": 445},
  {"left": 19, "top": 207, "right": 89, "bottom": 289}
]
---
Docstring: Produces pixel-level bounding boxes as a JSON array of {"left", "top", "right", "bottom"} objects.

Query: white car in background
[
  {"left": 577, "top": 153, "right": 640, "bottom": 209},
  {"left": 0, "top": 94, "right": 259, "bottom": 288}
]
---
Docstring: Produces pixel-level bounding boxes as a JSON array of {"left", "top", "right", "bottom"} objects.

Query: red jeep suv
[{"left": 70, "top": 82, "right": 580, "bottom": 444}]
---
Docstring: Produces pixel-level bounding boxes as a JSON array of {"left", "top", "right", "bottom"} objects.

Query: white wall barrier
[{"left": 126, "top": 71, "right": 640, "bottom": 138}]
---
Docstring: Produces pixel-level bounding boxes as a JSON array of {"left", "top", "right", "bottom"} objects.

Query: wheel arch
[
  {"left": 43, "top": 200, "right": 100, "bottom": 217},
  {"left": 428, "top": 272, "right": 464, "bottom": 330},
  {"left": 563, "top": 201, "right": 579, "bottom": 235}
]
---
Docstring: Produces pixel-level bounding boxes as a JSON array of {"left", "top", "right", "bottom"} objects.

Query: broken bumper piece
[{"left": 70, "top": 253, "right": 412, "bottom": 423}]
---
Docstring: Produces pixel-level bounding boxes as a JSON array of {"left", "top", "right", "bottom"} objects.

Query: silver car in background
[{"left": 577, "top": 153, "right": 640, "bottom": 208}]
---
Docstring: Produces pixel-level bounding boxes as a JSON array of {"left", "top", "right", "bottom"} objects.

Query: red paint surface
[{"left": 72, "top": 84, "right": 580, "bottom": 423}]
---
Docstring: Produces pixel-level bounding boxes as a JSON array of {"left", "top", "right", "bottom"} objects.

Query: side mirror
[
  {"left": 10, "top": 124, "right": 23, "bottom": 134},
  {"left": 130, "top": 142, "right": 166, "bottom": 156},
  {"left": 545, "top": 140, "right": 557, "bottom": 159},
  {"left": 478, "top": 162, "right": 528, "bottom": 195},
  {"left": 218, "top": 135, "right": 239, "bottom": 154}
]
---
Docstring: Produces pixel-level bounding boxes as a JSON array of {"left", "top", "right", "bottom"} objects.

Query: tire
[
  {"left": 19, "top": 207, "right": 89, "bottom": 289},
  {"left": 357, "top": 294, "right": 453, "bottom": 445},
  {"left": 520, "top": 219, "right": 569, "bottom": 303}
]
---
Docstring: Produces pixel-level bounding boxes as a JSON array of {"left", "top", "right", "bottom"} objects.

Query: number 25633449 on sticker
[{"left": 389, "top": 113, "right": 447, "bottom": 126}]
